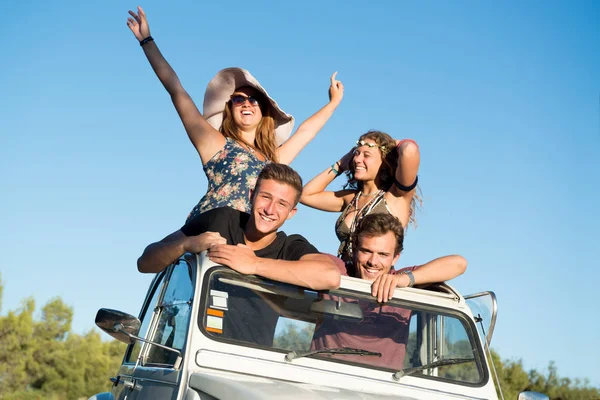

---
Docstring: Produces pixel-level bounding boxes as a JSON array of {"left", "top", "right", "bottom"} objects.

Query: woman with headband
[
  {"left": 127, "top": 7, "right": 344, "bottom": 221},
  {"left": 300, "top": 131, "right": 420, "bottom": 265}
]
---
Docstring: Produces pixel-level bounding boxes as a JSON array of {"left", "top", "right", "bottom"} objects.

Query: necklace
[
  {"left": 336, "top": 190, "right": 384, "bottom": 259},
  {"left": 360, "top": 190, "right": 379, "bottom": 197}
]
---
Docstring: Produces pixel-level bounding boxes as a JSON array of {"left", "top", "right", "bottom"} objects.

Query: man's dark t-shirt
[
  {"left": 181, "top": 207, "right": 319, "bottom": 346},
  {"left": 181, "top": 206, "right": 317, "bottom": 259}
]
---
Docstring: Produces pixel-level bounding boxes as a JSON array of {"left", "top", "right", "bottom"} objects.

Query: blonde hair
[
  {"left": 345, "top": 130, "right": 422, "bottom": 228},
  {"left": 220, "top": 90, "right": 279, "bottom": 162}
]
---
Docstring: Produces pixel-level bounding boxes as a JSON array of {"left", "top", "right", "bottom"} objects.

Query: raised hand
[
  {"left": 337, "top": 146, "right": 355, "bottom": 173},
  {"left": 127, "top": 6, "right": 151, "bottom": 41},
  {"left": 328, "top": 72, "right": 344, "bottom": 106}
]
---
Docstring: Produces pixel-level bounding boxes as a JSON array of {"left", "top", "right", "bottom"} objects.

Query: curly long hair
[
  {"left": 344, "top": 130, "right": 397, "bottom": 191},
  {"left": 220, "top": 89, "right": 278, "bottom": 162},
  {"left": 344, "top": 130, "right": 421, "bottom": 228}
]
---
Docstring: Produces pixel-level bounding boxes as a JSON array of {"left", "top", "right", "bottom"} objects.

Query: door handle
[{"left": 109, "top": 376, "right": 135, "bottom": 389}]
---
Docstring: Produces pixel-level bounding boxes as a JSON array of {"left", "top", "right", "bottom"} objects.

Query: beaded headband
[{"left": 356, "top": 140, "right": 390, "bottom": 157}]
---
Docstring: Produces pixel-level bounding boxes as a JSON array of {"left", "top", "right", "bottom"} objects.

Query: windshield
[{"left": 199, "top": 267, "right": 487, "bottom": 386}]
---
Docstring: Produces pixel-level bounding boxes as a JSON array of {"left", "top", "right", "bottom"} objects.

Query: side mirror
[
  {"left": 518, "top": 391, "right": 549, "bottom": 400},
  {"left": 309, "top": 298, "right": 363, "bottom": 321},
  {"left": 94, "top": 307, "right": 183, "bottom": 369},
  {"left": 95, "top": 308, "right": 141, "bottom": 344}
]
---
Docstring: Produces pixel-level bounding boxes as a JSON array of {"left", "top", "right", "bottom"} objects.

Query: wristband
[
  {"left": 330, "top": 163, "right": 340, "bottom": 176},
  {"left": 140, "top": 36, "right": 154, "bottom": 46},
  {"left": 394, "top": 175, "right": 418, "bottom": 192}
]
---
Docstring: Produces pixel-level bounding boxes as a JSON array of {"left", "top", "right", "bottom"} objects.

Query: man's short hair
[
  {"left": 255, "top": 163, "right": 303, "bottom": 205},
  {"left": 353, "top": 213, "right": 404, "bottom": 255}
]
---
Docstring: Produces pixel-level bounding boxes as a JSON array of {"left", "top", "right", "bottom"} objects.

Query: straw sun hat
[{"left": 203, "top": 67, "right": 295, "bottom": 146}]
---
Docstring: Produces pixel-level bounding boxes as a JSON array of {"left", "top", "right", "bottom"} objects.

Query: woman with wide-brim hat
[
  {"left": 127, "top": 6, "right": 343, "bottom": 221},
  {"left": 300, "top": 131, "right": 421, "bottom": 265}
]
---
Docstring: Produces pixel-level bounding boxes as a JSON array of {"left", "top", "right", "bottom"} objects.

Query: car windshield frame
[{"left": 198, "top": 266, "right": 489, "bottom": 387}]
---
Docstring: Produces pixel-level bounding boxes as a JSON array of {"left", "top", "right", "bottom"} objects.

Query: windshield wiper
[
  {"left": 393, "top": 357, "right": 475, "bottom": 380},
  {"left": 285, "top": 347, "right": 382, "bottom": 362}
]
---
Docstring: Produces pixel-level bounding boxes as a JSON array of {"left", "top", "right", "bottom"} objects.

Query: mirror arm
[{"left": 112, "top": 323, "right": 183, "bottom": 369}]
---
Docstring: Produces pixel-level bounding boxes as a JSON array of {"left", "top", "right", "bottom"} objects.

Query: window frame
[
  {"left": 197, "top": 266, "right": 489, "bottom": 387},
  {"left": 123, "top": 269, "right": 168, "bottom": 365},
  {"left": 121, "top": 256, "right": 195, "bottom": 369},
  {"left": 141, "top": 256, "right": 195, "bottom": 368}
]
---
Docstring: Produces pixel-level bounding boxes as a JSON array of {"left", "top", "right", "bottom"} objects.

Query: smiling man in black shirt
[{"left": 137, "top": 163, "right": 340, "bottom": 291}]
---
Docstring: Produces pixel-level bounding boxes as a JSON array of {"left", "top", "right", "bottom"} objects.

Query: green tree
[
  {"left": 0, "top": 289, "right": 36, "bottom": 396},
  {"left": 490, "top": 349, "right": 530, "bottom": 399},
  {"left": 0, "top": 280, "right": 126, "bottom": 400},
  {"left": 491, "top": 351, "right": 600, "bottom": 400}
]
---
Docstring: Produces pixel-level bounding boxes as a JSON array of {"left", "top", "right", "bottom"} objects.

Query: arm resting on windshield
[
  {"left": 254, "top": 253, "right": 342, "bottom": 290},
  {"left": 138, "top": 230, "right": 225, "bottom": 273},
  {"left": 412, "top": 255, "right": 467, "bottom": 284},
  {"left": 372, "top": 255, "right": 467, "bottom": 302}
]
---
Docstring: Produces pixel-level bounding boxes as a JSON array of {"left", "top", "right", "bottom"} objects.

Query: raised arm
[
  {"left": 127, "top": 6, "right": 224, "bottom": 163},
  {"left": 389, "top": 139, "right": 420, "bottom": 197},
  {"left": 383, "top": 139, "right": 420, "bottom": 227},
  {"left": 207, "top": 245, "right": 341, "bottom": 290},
  {"left": 277, "top": 72, "right": 344, "bottom": 164},
  {"left": 137, "top": 230, "right": 226, "bottom": 274},
  {"left": 372, "top": 255, "right": 467, "bottom": 302},
  {"left": 300, "top": 148, "right": 354, "bottom": 211}
]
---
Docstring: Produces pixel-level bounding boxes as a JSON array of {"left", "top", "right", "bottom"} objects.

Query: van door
[
  {"left": 127, "top": 256, "right": 195, "bottom": 400},
  {"left": 110, "top": 267, "right": 169, "bottom": 400}
]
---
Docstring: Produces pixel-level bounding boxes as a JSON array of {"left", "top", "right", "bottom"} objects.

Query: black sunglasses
[{"left": 230, "top": 94, "right": 260, "bottom": 106}]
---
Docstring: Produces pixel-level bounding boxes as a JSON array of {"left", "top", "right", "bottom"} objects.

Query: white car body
[{"left": 90, "top": 253, "right": 502, "bottom": 400}]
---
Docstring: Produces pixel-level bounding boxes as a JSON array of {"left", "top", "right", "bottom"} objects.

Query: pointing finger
[{"left": 330, "top": 71, "right": 338, "bottom": 86}]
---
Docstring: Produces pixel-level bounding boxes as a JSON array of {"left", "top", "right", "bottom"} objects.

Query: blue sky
[{"left": 1, "top": 0, "right": 598, "bottom": 387}]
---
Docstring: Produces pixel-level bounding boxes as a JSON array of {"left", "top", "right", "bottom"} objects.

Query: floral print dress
[{"left": 186, "top": 138, "right": 268, "bottom": 222}]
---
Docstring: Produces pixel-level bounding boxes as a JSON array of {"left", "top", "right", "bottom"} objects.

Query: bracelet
[
  {"left": 140, "top": 36, "right": 154, "bottom": 46},
  {"left": 330, "top": 163, "right": 340, "bottom": 176},
  {"left": 403, "top": 270, "right": 415, "bottom": 287},
  {"left": 394, "top": 175, "right": 418, "bottom": 192}
]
